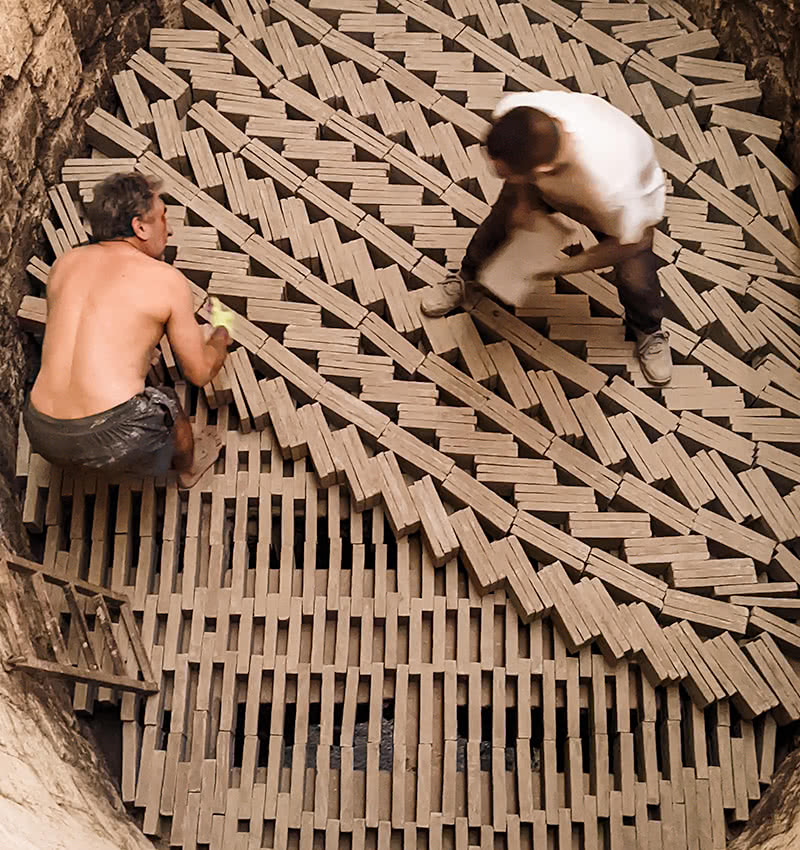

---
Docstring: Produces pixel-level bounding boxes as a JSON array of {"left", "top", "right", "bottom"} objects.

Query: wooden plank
[
  {"left": 332, "top": 424, "right": 381, "bottom": 511},
  {"left": 9, "top": 656, "right": 158, "bottom": 694},
  {"left": 408, "top": 475, "right": 459, "bottom": 568}
]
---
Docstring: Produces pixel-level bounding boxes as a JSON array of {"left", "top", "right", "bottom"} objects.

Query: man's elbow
[
  {"left": 616, "top": 228, "right": 654, "bottom": 256},
  {"left": 182, "top": 363, "right": 214, "bottom": 387},
  {"left": 604, "top": 237, "right": 648, "bottom": 264}
]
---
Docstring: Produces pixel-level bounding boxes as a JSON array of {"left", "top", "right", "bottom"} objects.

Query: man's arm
[
  {"left": 504, "top": 178, "right": 549, "bottom": 230},
  {"left": 165, "top": 271, "right": 230, "bottom": 386},
  {"left": 547, "top": 228, "right": 654, "bottom": 277}
]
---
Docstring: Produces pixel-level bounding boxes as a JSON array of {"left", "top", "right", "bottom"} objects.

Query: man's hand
[
  {"left": 553, "top": 229, "right": 653, "bottom": 276},
  {"left": 200, "top": 325, "right": 231, "bottom": 386},
  {"left": 529, "top": 263, "right": 564, "bottom": 282},
  {"left": 208, "top": 326, "right": 232, "bottom": 349},
  {"left": 202, "top": 323, "right": 233, "bottom": 345},
  {"left": 209, "top": 296, "right": 235, "bottom": 333}
]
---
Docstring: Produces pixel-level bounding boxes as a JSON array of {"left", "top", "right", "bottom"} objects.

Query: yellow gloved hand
[{"left": 209, "top": 296, "right": 234, "bottom": 332}]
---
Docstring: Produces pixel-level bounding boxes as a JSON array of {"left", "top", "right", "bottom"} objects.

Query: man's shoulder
[
  {"left": 127, "top": 259, "right": 187, "bottom": 324},
  {"left": 152, "top": 262, "right": 198, "bottom": 310},
  {"left": 47, "top": 244, "right": 99, "bottom": 289},
  {"left": 132, "top": 254, "right": 186, "bottom": 286},
  {"left": 56, "top": 244, "right": 180, "bottom": 277},
  {"left": 52, "top": 243, "right": 97, "bottom": 268}
]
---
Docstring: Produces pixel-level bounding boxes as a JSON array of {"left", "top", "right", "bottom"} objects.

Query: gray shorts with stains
[{"left": 23, "top": 387, "right": 181, "bottom": 477}]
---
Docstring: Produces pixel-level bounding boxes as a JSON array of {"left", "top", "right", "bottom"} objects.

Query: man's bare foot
[{"left": 177, "top": 427, "right": 224, "bottom": 489}]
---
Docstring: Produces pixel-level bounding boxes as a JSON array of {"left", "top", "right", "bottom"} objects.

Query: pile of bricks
[{"left": 15, "top": 0, "right": 800, "bottom": 847}]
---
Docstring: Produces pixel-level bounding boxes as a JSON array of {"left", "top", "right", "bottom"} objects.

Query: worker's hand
[
  {"left": 202, "top": 323, "right": 232, "bottom": 344},
  {"left": 529, "top": 264, "right": 563, "bottom": 282},
  {"left": 209, "top": 296, "right": 235, "bottom": 333},
  {"left": 201, "top": 323, "right": 218, "bottom": 343},
  {"left": 209, "top": 326, "right": 232, "bottom": 348}
]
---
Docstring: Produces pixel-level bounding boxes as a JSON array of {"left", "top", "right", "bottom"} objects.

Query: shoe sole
[
  {"left": 640, "top": 372, "right": 672, "bottom": 386},
  {"left": 420, "top": 305, "right": 458, "bottom": 318}
]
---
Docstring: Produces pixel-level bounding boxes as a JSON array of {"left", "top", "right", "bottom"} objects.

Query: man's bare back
[
  {"left": 25, "top": 173, "right": 231, "bottom": 487},
  {"left": 30, "top": 242, "right": 175, "bottom": 419}
]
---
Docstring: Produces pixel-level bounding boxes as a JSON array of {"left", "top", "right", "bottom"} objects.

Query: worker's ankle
[{"left": 173, "top": 455, "right": 193, "bottom": 474}]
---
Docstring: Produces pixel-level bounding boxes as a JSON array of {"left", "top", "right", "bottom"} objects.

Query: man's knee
[{"left": 616, "top": 250, "right": 658, "bottom": 296}]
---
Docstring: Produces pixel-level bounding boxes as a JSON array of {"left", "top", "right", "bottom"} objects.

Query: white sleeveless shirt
[{"left": 493, "top": 91, "right": 666, "bottom": 244}]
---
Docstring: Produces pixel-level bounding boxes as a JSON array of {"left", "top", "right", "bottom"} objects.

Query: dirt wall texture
[
  {"left": 0, "top": 560, "right": 158, "bottom": 850},
  {"left": 728, "top": 746, "right": 800, "bottom": 850},
  {"left": 680, "top": 0, "right": 800, "bottom": 176},
  {"left": 0, "top": 3, "right": 179, "bottom": 848},
  {"left": 0, "top": 0, "right": 183, "bottom": 556}
]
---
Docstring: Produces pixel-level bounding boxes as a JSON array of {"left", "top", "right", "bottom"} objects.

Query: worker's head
[
  {"left": 486, "top": 107, "right": 561, "bottom": 180},
  {"left": 87, "top": 172, "right": 171, "bottom": 259}
]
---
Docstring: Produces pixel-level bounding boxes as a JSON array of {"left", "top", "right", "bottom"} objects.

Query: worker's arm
[
  {"left": 165, "top": 271, "right": 230, "bottom": 386},
  {"left": 541, "top": 227, "right": 654, "bottom": 277},
  {"left": 505, "top": 178, "right": 549, "bottom": 230}
]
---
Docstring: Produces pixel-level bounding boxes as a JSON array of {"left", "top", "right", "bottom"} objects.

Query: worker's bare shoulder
[
  {"left": 148, "top": 257, "right": 183, "bottom": 284},
  {"left": 156, "top": 261, "right": 195, "bottom": 300},
  {"left": 48, "top": 243, "right": 92, "bottom": 275},
  {"left": 46, "top": 244, "right": 102, "bottom": 294},
  {"left": 155, "top": 263, "right": 200, "bottom": 324},
  {"left": 124, "top": 253, "right": 188, "bottom": 297},
  {"left": 127, "top": 259, "right": 190, "bottom": 327}
]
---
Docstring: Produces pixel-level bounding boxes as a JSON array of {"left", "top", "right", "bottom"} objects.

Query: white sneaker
[
  {"left": 636, "top": 329, "right": 672, "bottom": 385},
  {"left": 421, "top": 273, "right": 470, "bottom": 318}
]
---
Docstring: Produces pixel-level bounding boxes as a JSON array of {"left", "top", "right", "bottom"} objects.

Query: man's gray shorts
[{"left": 23, "top": 387, "right": 182, "bottom": 477}]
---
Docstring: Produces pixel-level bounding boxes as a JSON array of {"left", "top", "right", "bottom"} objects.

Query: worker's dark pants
[{"left": 461, "top": 181, "right": 665, "bottom": 336}]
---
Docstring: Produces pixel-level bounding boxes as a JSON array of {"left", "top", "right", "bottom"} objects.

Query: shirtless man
[
  {"left": 24, "top": 172, "right": 231, "bottom": 488},
  {"left": 422, "top": 91, "right": 672, "bottom": 385}
]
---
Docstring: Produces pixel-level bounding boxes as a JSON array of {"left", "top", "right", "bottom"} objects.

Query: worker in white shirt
[{"left": 421, "top": 90, "right": 672, "bottom": 385}]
